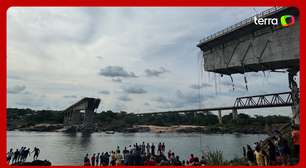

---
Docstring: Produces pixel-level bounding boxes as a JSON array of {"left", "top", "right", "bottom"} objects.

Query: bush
[{"left": 203, "top": 150, "right": 224, "bottom": 166}]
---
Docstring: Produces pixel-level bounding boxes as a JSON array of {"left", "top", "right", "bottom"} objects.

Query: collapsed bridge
[
  {"left": 197, "top": 7, "right": 300, "bottom": 125},
  {"left": 63, "top": 97, "right": 100, "bottom": 132}
]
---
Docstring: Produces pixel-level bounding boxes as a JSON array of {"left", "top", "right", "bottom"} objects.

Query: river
[{"left": 7, "top": 131, "right": 267, "bottom": 165}]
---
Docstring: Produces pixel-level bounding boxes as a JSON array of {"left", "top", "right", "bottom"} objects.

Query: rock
[
  {"left": 20, "top": 124, "right": 63, "bottom": 132},
  {"left": 11, "top": 160, "right": 52, "bottom": 166},
  {"left": 123, "top": 126, "right": 150, "bottom": 133},
  {"left": 63, "top": 126, "right": 78, "bottom": 133}
]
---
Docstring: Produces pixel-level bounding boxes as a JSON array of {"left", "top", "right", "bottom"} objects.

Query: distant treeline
[{"left": 7, "top": 108, "right": 290, "bottom": 129}]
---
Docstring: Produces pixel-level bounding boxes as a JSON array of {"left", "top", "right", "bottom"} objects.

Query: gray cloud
[
  {"left": 112, "top": 78, "right": 122, "bottom": 83},
  {"left": 8, "top": 85, "right": 26, "bottom": 94},
  {"left": 118, "top": 95, "right": 132, "bottom": 101},
  {"left": 99, "top": 90, "right": 110, "bottom": 95},
  {"left": 7, "top": 74, "right": 24, "bottom": 80},
  {"left": 153, "top": 90, "right": 202, "bottom": 109},
  {"left": 96, "top": 56, "right": 103, "bottom": 60},
  {"left": 63, "top": 95, "right": 77, "bottom": 98},
  {"left": 124, "top": 86, "right": 147, "bottom": 94},
  {"left": 176, "top": 90, "right": 201, "bottom": 105},
  {"left": 113, "top": 103, "right": 127, "bottom": 112},
  {"left": 99, "top": 66, "right": 137, "bottom": 78},
  {"left": 190, "top": 83, "right": 212, "bottom": 89},
  {"left": 220, "top": 80, "right": 246, "bottom": 90},
  {"left": 145, "top": 67, "right": 169, "bottom": 77},
  {"left": 153, "top": 96, "right": 167, "bottom": 103}
]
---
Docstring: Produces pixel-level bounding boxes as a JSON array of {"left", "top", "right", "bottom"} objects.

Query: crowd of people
[
  {"left": 83, "top": 142, "right": 206, "bottom": 166},
  {"left": 243, "top": 126, "right": 299, "bottom": 166},
  {"left": 7, "top": 146, "right": 40, "bottom": 164}
]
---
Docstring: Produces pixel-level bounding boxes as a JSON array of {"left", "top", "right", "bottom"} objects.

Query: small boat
[{"left": 105, "top": 131, "right": 115, "bottom": 134}]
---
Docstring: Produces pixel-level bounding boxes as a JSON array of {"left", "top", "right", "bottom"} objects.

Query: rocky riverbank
[
  {"left": 121, "top": 125, "right": 267, "bottom": 134},
  {"left": 10, "top": 123, "right": 272, "bottom": 134},
  {"left": 18, "top": 124, "right": 64, "bottom": 132}
]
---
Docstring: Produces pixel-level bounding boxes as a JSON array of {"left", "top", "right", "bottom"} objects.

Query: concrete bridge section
[
  {"left": 138, "top": 92, "right": 295, "bottom": 124},
  {"left": 197, "top": 7, "right": 299, "bottom": 75},
  {"left": 63, "top": 97, "right": 100, "bottom": 131},
  {"left": 197, "top": 7, "right": 300, "bottom": 125}
]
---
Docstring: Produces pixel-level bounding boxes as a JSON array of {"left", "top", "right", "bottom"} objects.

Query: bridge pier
[
  {"left": 288, "top": 69, "right": 300, "bottom": 126},
  {"left": 218, "top": 110, "right": 223, "bottom": 124},
  {"left": 83, "top": 109, "right": 95, "bottom": 130},
  {"left": 232, "top": 109, "right": 238, "bottom": 121},
  {"left": 63, "top": 98, "right": 100, "bottom": 132}
]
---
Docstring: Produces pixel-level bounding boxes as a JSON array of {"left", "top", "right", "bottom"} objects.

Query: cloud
[
  {"left": 144, "top": 102, "right": 150, "bottom": 106},
  {"left": 7, "top": 85, "right": 26, "bottom": 94},
  {"left": 190, "top": 83, "right": 212, "bottom": 89},
  {"left": 144, "top": 67, "right": 169, "bottom": 77},
  {"left": 118, "top": 95, "right": 132, "bottom": 101},
  {"left": 112, "top": 103, "right": 127, "bottom": 111},
  {"left": 124, "top": 86, "right": 147, "bottom": 94},
  {"left": 220, "top": 80, "right": 246, "bottom": 90},
  {"left": 175, "top": 90, "right": 201, "bottom": 105},
  {"left": 153, "top": 90, "right": 203, "bottom": 109},
  {"left": 99, "top": 66, "right": 137, "bottom": 78},
  {"left": 112, "top": 78, "right": 122, "bottom": 83},
  {"left": 96, "top": 56, "right": 103, "bottom": 60},
  {"left": 63, "top": 95, "right": 77, "bottom": 98},
  {"left": 153, "top": 96, "right": 167, "bottom": 103},
  {"left": 99, "top": 90, "right": 110, "bottom": 95}
]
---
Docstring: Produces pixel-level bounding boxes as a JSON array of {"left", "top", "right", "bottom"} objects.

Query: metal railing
[{"left": 198, "top": 7, "right": 285, "bottom": 45}]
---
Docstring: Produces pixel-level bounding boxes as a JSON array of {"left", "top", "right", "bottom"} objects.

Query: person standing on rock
[
  {"left": 22, "top": 148, "right": 31, "bottom": 162},
  {"left": 7, "top": 148, "right": 13, "bottom": 164},
  {"left": 12, "top": 149, "right": 20, "bottom": 163},
  {"left": 32, "top": 147, "right": 40, "bottom": 160}
]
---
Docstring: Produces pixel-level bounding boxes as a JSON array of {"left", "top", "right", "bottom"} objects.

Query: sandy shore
[{"left": 134, "top": 125, "right": 207, "bottom": 133}]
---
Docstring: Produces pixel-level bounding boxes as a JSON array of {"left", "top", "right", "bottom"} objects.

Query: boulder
[{"left": 11, "top": 160, "right": 52, "bottom": 166}]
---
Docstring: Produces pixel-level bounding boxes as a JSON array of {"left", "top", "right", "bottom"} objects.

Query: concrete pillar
[
  {"left": 218, "top": 110, "right": 223, "bottom": 124},
  {"left": 83, "top": 109, "right": 95, "bottom": 131},
  {"left": 289, "top": 69, "right": 300, "bottom": 126},
  {"left": 232, "top": 109, "right": 238, "bottom": 121}
]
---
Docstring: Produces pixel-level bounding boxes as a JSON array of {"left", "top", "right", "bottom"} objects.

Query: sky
[{"left": 7, "top": 7, "right": 298, "bottom": 116}]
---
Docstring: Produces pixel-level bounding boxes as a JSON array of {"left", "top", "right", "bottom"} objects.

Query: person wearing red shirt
[{"left": 292, "top": 125, "right": 300, "bottom": 159}]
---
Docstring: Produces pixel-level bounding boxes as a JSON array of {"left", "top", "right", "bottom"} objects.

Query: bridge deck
[
  {"left": 197, "top": 7, "right": 299, "bottom": 75},
  {"left": 137, "top": 91, "right": 294, "bottom": 115}
]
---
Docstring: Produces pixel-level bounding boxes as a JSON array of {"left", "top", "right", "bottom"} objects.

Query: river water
[{"left": 7, "top": 131, "right": 267, "bottom": 165}]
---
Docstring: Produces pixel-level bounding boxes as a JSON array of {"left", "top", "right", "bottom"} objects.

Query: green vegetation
[
  {"left": 7, "top": 108, "right": 290, "bottom": 131},
  {"left": 7, "top": 108, "right": 64, "bottom": 129},
  {"left": 203, "top": 150, "right": 224, "bottom": 166}
]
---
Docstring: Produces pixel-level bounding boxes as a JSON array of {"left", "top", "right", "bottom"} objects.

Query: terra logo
[{"left": 254, "top": 15, "right": 295, "bottom": 27}]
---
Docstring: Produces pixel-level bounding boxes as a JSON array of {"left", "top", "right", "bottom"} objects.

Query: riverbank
[
  {"left": 10, "top": 123, "right": 283, "bottom": 134},
  {"left": 121, "top": 124, "right": 268, "bottom": 134}
]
